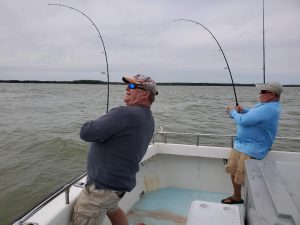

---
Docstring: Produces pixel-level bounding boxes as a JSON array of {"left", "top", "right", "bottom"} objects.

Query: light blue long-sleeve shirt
[{"left": 229, "top": 101, "right": 281, "bottom": 159}]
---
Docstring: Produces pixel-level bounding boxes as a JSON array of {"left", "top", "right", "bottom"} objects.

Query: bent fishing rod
[
  {"left": 262, "top": 0, "right": 266, "bottom": 83},
  {"left": 48, "top": 3, "right": 110, "bottom": 113},
  {"left": 174, "top": 19, "right": 239, "bottom": 106}
]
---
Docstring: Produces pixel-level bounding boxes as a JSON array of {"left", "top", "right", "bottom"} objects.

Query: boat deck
[{"left": 127, "top": 187, "right": 236, "bottom": 225}]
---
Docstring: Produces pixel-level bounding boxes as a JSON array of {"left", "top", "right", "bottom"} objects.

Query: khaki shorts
[
  {"left": 225, "top": 149, "right": 252, "bottom": 186},
  {"left": 72, "top": 184, "right": 124, "bottom": 225}
]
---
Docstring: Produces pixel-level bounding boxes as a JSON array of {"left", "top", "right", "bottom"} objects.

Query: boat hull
[{"left": 13, "top": 143, "right": 300, "bottom": 225}]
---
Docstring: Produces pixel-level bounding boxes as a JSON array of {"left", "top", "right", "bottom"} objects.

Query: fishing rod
[
  {"left": 48, "top": 3, "right": 110, "bottom": 113},
  {"left": 262, "top": 0, "right": 266, "bottom": 84},
  {"left": 174, "top": 19, "right": 239, "bottom": 106}
]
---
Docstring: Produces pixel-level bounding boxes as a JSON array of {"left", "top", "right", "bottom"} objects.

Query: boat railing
[
  {"left": 152, "top": 126, "right": 236, "bottom": 147},
  {"left": 13, "top": 172, "right": 87, "bottom": 225},
  {"left": 153, "top": 130, "right": 236, "bottom": 147},
  {"left": 152, "top": 126, "right": 300, "bottom": 149}
]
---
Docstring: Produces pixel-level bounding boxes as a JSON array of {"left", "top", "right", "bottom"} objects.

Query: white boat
[{"left": 12, "top": 129, "right": 300, "bottom": 225}]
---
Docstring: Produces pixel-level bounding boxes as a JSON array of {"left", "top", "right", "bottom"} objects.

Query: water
[{"left": 0, "top": 83, "right": 299, "bottom": 224}]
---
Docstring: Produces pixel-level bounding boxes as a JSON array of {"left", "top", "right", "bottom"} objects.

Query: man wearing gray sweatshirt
[{"left": 72, "top": 74, "right": 158, "bottom": 225}]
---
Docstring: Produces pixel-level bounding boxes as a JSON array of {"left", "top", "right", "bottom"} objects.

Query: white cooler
[{"left": 186, "top": 200, "right": 243, "bottom": 225}]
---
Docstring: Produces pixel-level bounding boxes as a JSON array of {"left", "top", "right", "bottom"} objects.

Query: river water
[{"left": 0, "top": 83, "right": 299, "bottom": 224}]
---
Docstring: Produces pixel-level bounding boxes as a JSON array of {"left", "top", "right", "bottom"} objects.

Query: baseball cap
[
  {"left": 256, "top": 81, "right": 283, "bottom": 95},
  {"left": 122, "top": 74, "right": 158, "bottom": 95}
]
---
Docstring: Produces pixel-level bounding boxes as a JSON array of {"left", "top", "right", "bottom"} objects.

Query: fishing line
[
  {"left": 174, "top": 19, "right": 239, "bottom": 106},
  {"left": 48, "top": 3, "right": 110, "bottom": 113}
]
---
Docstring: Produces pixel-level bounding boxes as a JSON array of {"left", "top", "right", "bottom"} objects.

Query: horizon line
[{"left": 0, "top": 79, "right": 299, "bottom": 87}]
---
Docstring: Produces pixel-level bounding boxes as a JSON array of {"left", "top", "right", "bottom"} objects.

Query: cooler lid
[{"left": 186, "top": 201, "right": 243, "bottom": 225}]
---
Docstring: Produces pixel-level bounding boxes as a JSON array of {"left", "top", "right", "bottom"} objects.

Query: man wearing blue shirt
[{"left": 221, "top": 81, "right": 282, "bottom": 204}]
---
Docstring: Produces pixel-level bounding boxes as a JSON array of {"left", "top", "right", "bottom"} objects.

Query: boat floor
[{"left": 127, "top": 187, "right": 240, "bottom": 225}]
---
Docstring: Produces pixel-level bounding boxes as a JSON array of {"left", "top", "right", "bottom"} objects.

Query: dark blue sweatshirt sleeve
[{"left": 80, "top": 107, "right": 126, "bottom": 142}]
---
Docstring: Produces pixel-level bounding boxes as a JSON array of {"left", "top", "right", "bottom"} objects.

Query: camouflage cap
[{"left": 122, "top": 74, "right": 158, "bottom": 95}]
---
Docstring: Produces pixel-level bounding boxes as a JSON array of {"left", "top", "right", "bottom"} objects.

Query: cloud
[{"left": 0, "top": 0, "right": 299, "bottom": 84}]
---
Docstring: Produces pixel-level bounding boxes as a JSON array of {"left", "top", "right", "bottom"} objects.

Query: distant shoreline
[{"left": 0, "top": 80, "right": 299, "bottom": 87}]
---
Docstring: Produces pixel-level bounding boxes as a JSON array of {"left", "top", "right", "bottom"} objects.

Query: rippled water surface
[{"left": 0, "top": 83, "right": 299, "bottom": 224}]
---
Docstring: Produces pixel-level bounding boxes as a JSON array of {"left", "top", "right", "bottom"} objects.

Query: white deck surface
[{"left": 127, "top": 187, "right": 242, "bottom": 225}]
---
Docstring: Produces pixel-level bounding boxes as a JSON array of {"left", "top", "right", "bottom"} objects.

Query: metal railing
[
  {"left": 152, "top": 126, "right": 236, "bottom": 147},
  {"left": 13, "top": 172, "right": 87, "bottom": 225},
  {"left": 152, "top": 126, "right": 300, "bottom": 149},
  {"left": 153, "top": 130, "right": 236, "bottom": 147}
]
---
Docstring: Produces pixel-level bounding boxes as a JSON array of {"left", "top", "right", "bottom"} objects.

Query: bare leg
[
  {"left": 106, "top": 207, "right": 128, "bottom": 225},
  {"left": 231, "top": 175, "right": 242, "bottom": 200}
]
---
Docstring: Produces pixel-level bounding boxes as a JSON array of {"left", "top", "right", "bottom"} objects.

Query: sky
[{"left": 0, "top": 0, "right": 299, "bottom": 84}]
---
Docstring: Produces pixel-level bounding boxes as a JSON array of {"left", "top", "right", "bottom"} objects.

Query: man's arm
[
  {"left": 229, "top": 104, "right": 271, "bottom": 126},
  {"left": 80, "top": 107, "right": 125, "bottom": 142}
]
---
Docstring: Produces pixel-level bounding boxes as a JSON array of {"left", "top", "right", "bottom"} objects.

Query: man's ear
[{"left": 142, "top": 91, "right": 150, "bottom": 99}]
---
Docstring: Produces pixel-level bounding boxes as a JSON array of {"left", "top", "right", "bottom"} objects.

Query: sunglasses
[
  {"left": 260, "top": 90, "right": 272, "bottom": 94},
  {"left": 127, "top": 83, "right": 148, "bottom": 91}
]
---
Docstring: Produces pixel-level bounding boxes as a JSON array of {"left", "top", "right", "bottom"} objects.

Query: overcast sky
[{"left": 0, "top": 0, "right": 299, "bottom": 84}]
